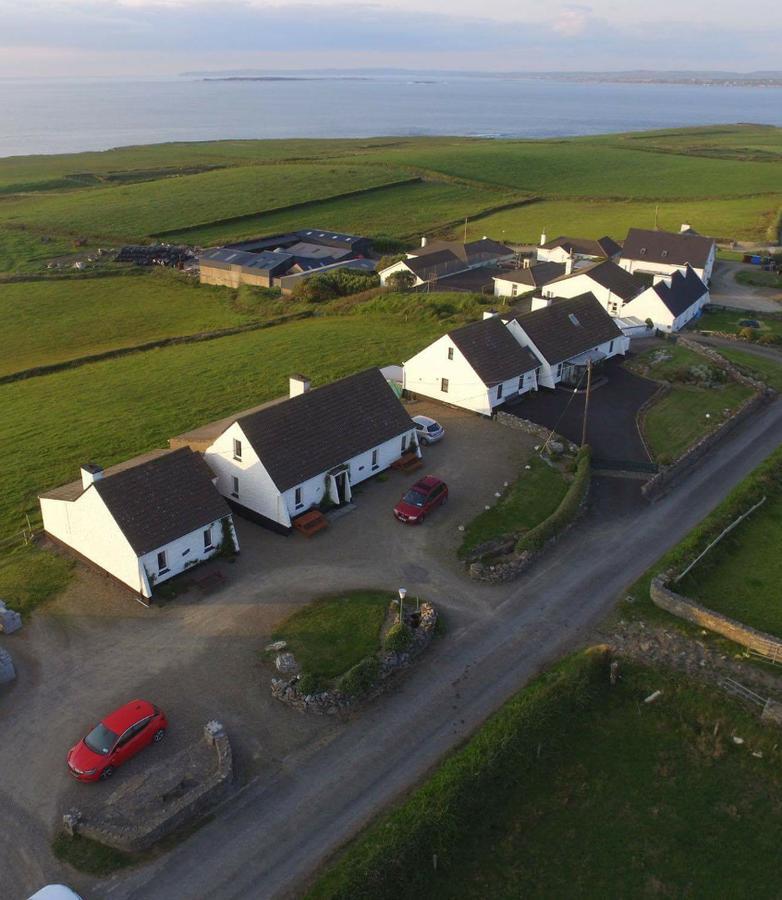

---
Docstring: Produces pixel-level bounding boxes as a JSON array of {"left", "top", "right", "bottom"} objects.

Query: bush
[
  {"left": 758, "top": 333, "right": 782, "bottom": 346},
  {"left": 738, "top": 326, "right": 759, "bottom": 342},
  {"left": 383, "top": 621, "right": 412, "bottom": 652},
  {"left": 376, "top": 252, "right": 406, "bottom": 271},
  {"left": 338, "top": 656, "right": 381, "bottom": 697},
  {"left": 297, "top": 672, "right": 321, "bottom": 695},
  {"left": 386, "top": 270, "right": 416, "bottom": 291},
  {"left": 516, "top": 447, "right": 591, "bottom": 554},
  {"left": 291, "top": 269, "right": 380, "bottom": 303}
]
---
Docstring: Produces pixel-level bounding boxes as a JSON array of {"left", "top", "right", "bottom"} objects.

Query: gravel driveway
[{"left": 710, "top": 260, "right": 781, "bottom": 312}]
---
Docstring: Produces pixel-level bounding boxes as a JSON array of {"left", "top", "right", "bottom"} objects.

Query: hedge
[
  {"left": 307, "top": 648, "right": 609, "bottom": 900},
  {"left": 515, "top": 446, "right": 591, "bottom": 554},
  {"left": 383, "top": 621, "right": 412, "bottom": 652},
  {"left": 337, "top": 656, "right": 381, "bottom": 697}
]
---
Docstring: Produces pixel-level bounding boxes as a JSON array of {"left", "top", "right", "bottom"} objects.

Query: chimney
[
  {"left": 81, "top": 463, "right": 104, "bottom": 489},
  {"left": 680, "top": 223, "right": 691, "bottom": 233},
  {"left": 531, "top": 295, "right": 553, "bottom": 311},
  {"left": 420, "top": 236, "right": 428, "bottom": 248},
  {"left": 540, "top": 231, "right": 547, "bottom": 246},
  {"left": 523, "top": 258, "right": 531, "bottom": 269},
  {"left": 482, "top": 309, "right": 498, "bottom": 320},
  {"left": 482, "top": 235, "right": 488, "bottom": 240},
  {"left": 565, "top": 257, "right": 574, "bottom": 275},
  {"left": 289, "top": 374, "right": 311, "bottom": 398}
]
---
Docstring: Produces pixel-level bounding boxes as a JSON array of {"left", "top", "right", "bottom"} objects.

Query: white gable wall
[
  {"left": 378, "top": 260, "right": 423, "bottom": 287},
  {"left": 493, "top": 277, "right": 533, "bottom": 299},
  {"left": 619, "top": 243, "right": 715, "bottom": 284},
  {"left": 541, "top": 272, "right": 628, "bottom": 313},
  {"left": 622, "top": 284, "right": 710, "bottom": 333}
]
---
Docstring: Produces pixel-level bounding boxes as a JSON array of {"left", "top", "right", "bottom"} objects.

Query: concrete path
[
  {"left": 96, "top": 396, "right": 782, "bottom": 900},
  {"left": 710, "top": 260, "right": 781, "bottom": 313}
]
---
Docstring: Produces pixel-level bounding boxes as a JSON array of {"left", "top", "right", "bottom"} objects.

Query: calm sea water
[{"left": 1, "top": 75, "right": 781, "bottom": 158}]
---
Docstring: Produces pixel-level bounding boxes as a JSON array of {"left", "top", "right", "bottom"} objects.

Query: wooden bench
[
  {"left": 293, "top": 509, "right": 329, "bottom": 537},
  {"left": 391, "top": 451, "right": 423, "bottom": 474}
]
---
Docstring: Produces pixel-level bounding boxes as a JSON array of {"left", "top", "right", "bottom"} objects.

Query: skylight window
[{"left": 568, "top": 313, "right": 581, "bottom": 327}]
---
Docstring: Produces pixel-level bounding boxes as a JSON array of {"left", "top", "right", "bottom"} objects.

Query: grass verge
[
  {"left": 308, "top": 648, "right": 782, "bottom": 900},
  {"left": 717, "top": 346, "right": 782, "bottom": 391},
  {"left": 52, "top": 833, "right": 136, "bottom": 877}
]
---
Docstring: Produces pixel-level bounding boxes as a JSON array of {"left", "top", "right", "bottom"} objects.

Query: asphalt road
[
  {"left": 97, "top": 395, "right": 782, "bottom": 900},
  {"left": 710, "top": 260, "right": 781, "bottom": 312}
]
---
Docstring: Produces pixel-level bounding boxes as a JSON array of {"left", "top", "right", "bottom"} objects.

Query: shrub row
[
  {"left": 337, "top": 656, "right": 381, "bottom": 698},
  {"left": 515, "top": 447, "right": 591, "bottom": 555},
  {"left": 382, "top": 621, "right": 412, "bottom": 652},
  {"left": 307, "top": 649, "right": 608, "bottom": 900}
]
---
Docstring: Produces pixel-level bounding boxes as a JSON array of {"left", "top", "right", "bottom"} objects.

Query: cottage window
[
  {"left": 496, "top": 383, "right": 503, "bottom": 400},
  {"left": 441, "top": 377, "right": 449, "bottom": 393},
  {"left": 203, "top": 527, "right": 213, "bottom": 550},
  {"left": 233, "top": 438, "right": 242, "bottom": 461},
  {"left": 371, "top": 448, "right": 379, "bottom": 470},
  {"left": 157, "top": 550, "right": 168, "bottom": 573},
  {"left": 231, "top": 476, "right": 239, "bottom": 498},
  {"left": 518, "top": 376, "right": 524, "bottom": 391},
  {"left": 401, "top": 435, "right": 407, "bottom": 453},
  {"left": 294, "top": 487, "right": 303, "bottom": 508},
  {"left": 447, "top": 347, "right": 454, "bottom": 360},
  {"left": 511, "top": 284, "right": 518, "bottom": 297},
  {"left": 609, "top": 340, "right": 614, "bottom": 353}
]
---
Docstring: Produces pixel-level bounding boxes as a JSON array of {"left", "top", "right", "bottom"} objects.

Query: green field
[
  {"left": 309, "top": 649, "right": 782, "bottom": 900},
  {"left": 0, "top": 270, "right": 287, "bottom": 375},
  {"left": 696, "top": 308, "right": 782, "bottom": 338},
  {"left": 678, "top": 493, "right": 782, "bottom": 638},
  {"left": 716, "top": 346, "right": 782, "bottom": 391}
]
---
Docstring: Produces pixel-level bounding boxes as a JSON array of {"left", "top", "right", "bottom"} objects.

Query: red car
[
  {"left": 394, "top": 475, "right": 449, "bottom": 524},
  {"left": 67, "top": 699, "right": 167, "bottom": 782}
]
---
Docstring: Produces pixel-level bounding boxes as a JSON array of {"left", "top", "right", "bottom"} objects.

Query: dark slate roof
[
  {"left": 548, "top": 259, "right": 644, "bottom": 302},
  {"left": 449, "top": 316, "right": 540, "bottom": 386},
  {"left": 494, "top": 262, "right": 566, "bottom": 288},
  {"left": 404, "top": 249, "right": 461, "bottom": 277},
  {"left": 621, "top": 228, "right": 714, "bottom": 268},
  {"left": 513, "top": 293, "right": 623, "bottom": 365},
  {"left": 411, "top": 238, "right": 513, "bottom": 264},
  {"left": 236, "top": 368, "right": 414, "bottom": 491},
  {"left": 652, "top": 265, "right": 709, "bottom": 316},
  {"left": 199, "top": 247, "right": 293, "bottom": 274},
  {"left": 41, "top": 448, "right": 230, "bottom": 556},
  {"left": 540, "top": 235, "right": 621, "bottom": 258}
]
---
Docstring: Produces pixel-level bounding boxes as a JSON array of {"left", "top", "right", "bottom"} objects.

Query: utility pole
[
  {"left": 581, "top": 358, "right": 592, "bottom": 447},
  {"left": 464, "top": 217, "right": 468, "bottom": 243},
  {"left": 654, "top": 204, "right": 659, "bottom": 230}
]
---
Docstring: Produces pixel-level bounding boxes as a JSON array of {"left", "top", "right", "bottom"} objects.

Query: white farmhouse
[
  {"left": 492, "top": 261, "right": 566, "bottom": 299},
  {"left": 173, "top": 369, "right": 418, "bottom": 533},
  {"left": 379, "top": 237, "right": 514, "bottom": 287},
  {"left": 619, "top": 227, "right": 716, "bottom": 283},
  {"left": 539, "top": 259, "right": 646, "bottom": 315},
  {"left": 536, "top": 234, "right": 621, "bottom": 265},
  {"left": 506, "top": 293, "right": 629, "bottom": 388},
  {"left": 403, "top": 314, "right": 541, "bottom": 416},
  {"left": 621, "top": 266, "right": 710, "bottom": 332},
  {"left": 39, "top": 448, "right": 236, "bottom": 600}
]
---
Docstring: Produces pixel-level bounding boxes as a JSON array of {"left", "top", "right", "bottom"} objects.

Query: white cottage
[
  {"left": 492, "top": 261, "right": 567, "bottom": 299},
  {"left": 622, "top": 265, "right": 710, "bottom": 333},
  {"left": 619, "top": 227, "right": 716, "bottom": 283},
  {"left": 506, "top": 293, "right": 629, "bottom": 388},
  {"left": 39, "top": 448, "right": 236, "bottom": 600},
  {"left": 403, "top": 314, "right": 541, "bottom": 416},
  {"left": 379, "top": 237, "right": 514, "bottom": 287},
  {"left": 536, "top": 234, "right": 621, "bottom": 265},
  {"left": 181, "top": 369, "right": 418, "bottom": 533},
  {"left": 539, "top": 259, "right": 645, "bottom": 315}
]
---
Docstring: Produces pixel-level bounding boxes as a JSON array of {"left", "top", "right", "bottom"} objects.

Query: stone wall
[
  {"left": 494, "top": 410, "right": 572, "bottom": 449},
  {"left": 650, "top": 575, "right": 782, "bottom": 660},
  {"left": 642, "top": 338, "right": 775, "bottom": 501},
  {"left": 272, "top": 602, "right": 438, "bottom": 714},
  {"left": 64, "top": 723, "right": 233, "bottom": 853}
]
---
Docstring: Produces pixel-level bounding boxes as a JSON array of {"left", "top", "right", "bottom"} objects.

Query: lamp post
[{"left": 398, "top": 587, "right": 407, "bottom": 624}]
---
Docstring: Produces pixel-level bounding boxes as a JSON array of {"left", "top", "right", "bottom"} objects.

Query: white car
[
  {"left": 412, "top": 415, "right": 445, "bottom": 445},
  {"left": 27, "top": 887, "right": 83, "bottom": 900}
]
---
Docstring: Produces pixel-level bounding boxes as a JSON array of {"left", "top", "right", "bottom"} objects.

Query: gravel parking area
[{"left": 0, "top": 401, "right": 534, "bottom": 898}]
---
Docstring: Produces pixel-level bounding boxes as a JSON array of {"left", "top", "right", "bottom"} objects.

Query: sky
[{"left": 0, "top": 0, "right": 780, "bottom": 78}]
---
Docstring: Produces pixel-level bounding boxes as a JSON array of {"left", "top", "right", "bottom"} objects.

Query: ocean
[{"left": 1, "top": 74, "right": 781, "bottom": 158}]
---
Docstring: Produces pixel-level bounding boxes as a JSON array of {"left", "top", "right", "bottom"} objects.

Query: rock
[
  {"left": 275, "top": 652, "right": 299, "bottom": 674},
  {"left": 0, "top": 601, "right": 21, "bottom": 635},
  {"left": 0, "top": 648, "right": 15, "bottom": 684},
  {"left": 548, "top": 440, "right": 564, "bottom": 456},
  {"left": 732, "top": 736, "right": 744, "bottom": 745},
  {"left": 265, "top": 640, "right": 287, "bottom": 652}
]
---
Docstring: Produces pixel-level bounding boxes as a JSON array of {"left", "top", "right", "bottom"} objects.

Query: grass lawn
[
  {"left": 625, "top": 342, "right": 706, "bottom": 380},
  {"left": 696, "top": 308, "right": 782, "bottom": 338},
  {"left": 271, "top": 591, "right": 392, "bottom": 681},
  {"left": 458, "top": 454, "right": 569, "bottom": 557},
  {"left": 644, "top": 382, "right": 753, "bottom": 462},
  {"left": 736, "top": 268, "right": 782, "bottom": 290},
  {"left": 0, "top": 226, "right": 83, "bottom": 273},
  {"left": 0, "top": 312, "right": 450, "bottom": 610},
  {"left": 309, "top": 649, "right": 782, "bottom": 900},
  {"left": 716, "top": 346, "right": 782, "bottom": 391},
  {"left": 0, "top": 269, "right": 286, "bottom": 375},
  {"left": 678, "top": 493, "right": 782, "bottom": 638}
]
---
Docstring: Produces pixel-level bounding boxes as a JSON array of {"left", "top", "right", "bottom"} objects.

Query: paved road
[
  {"left": 710, "top": 260, "right": 781, "bottom": 312},
  {"left": 97, "top": 396, "right": 782, "bottom": 900}
]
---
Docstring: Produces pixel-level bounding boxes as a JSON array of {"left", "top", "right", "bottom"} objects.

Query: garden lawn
[
  {"left": 271, "top": 591, "right": 392, "bottom": 680},
  {"left": 0, "top": 226, "right": 81, "bottom": 273},
  {"left": 309, "top": 649, "right": 782, "bottom": 900},
  {"left": 695, "top": 308, "right": 782, "bottom": 339},
  {"left": 716, "top": 347, "right": 782, "bottom": 391},
  {"left": 736, "top": 269, "right": 782, "bottom": 290},
  {"left": 678, "top": 493, "right": 782, "bottom": 638},
  {"left": 625, "top": 343, "right": 708, "bottom": 380},
  {"left": 0, "top": 269, "right": 284, "bottom": 375},
  {"left": 643, "top": 382, "right": 753, "bottom": 462},
  {"left": 458, "top": 454, "right": 568, "bottom": 557}
]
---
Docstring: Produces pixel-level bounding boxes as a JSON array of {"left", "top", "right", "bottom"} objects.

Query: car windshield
[
  {"left": 402, "top": 489, "right": 427, "bottom": 508},
  {"left": 427, "top": 423, "right": 441, "bottom": 433},
  {"left": 84, "top": 723, "right": 119, "bottom": 755}
]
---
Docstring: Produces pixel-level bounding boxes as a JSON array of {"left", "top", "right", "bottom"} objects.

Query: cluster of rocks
[
  {"left": 271, "top": 602, "right": 438, "bottom": 715},
  {"left": 0, "top": 648, "right": 15, "bottom": 684},
  {"left": 0, "top": 600, "right": 22, "bottom": 635},
  {"left": 115, "top": 244, "right": 195, "bottom": 267},
  {"left": 679, "top": 335, "right": 771, "bottom": 392}
]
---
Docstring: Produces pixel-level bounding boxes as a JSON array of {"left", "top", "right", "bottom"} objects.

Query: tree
[{"left": 387, "top": 269, "right": 416, "bottom": 291}]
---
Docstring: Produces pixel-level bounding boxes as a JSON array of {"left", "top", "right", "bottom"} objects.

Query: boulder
[
  {"left": 275, "top": 652, "right": 299, "bottom": 674},
  {"left": 0, "top": 601, "right": 21, "bottom": 635},
  {"left": 0, "top": 648, "right": 16, "bottom": 684},
  {"left": 265, "top": 640, "right": 287, "bottom": 652}
]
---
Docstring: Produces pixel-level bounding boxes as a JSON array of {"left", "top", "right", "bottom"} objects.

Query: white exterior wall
[
  {"left": 493, "top": 278, "right": 533, "bottom": 299},
  {"left": 619, "top": 252, "right": 714, "bottom": 284},
  {"left": 379, "top": 260, "right": 422, "bottom": 287},
  {"left": 622, "top": 285, "right": 710, "bottom": 333},
  {"left": 404, "top": 333, "right": 537, "bottom": 416},
  {"left": 138, "top": 518, "right": 230, "bottom": 596},
  {"left": 41, "top": 488, "right": 143, "bottom": 594}
]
